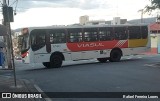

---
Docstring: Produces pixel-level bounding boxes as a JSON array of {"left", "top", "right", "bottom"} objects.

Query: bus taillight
[{"left": 21, "top": 51, "right": 29, "bottom": 58}]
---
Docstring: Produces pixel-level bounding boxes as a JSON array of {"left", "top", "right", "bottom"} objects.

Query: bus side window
[
  {"left": 69, "top": 33, "right": 82, "bottom": 42},
  {"left": 128, "top": 26, "right": 141, "bottom": 39},
  {"left": 49, "top": 29, "right": 66, "bottom": 44},
  {"left": 141, "top": 26, "right": 148, "bottom": 39},
  {"left": 83, "top": 28, "right": 98, "bottom": 42},
  {"left": 67, "top": 28, "right": 82, "bottom": 43},
  {"left": 99, "top": 27, "right": 114, "bottom": 41},
  {"left": 114, "top": 27, "right": 127, "bottom": 40}
]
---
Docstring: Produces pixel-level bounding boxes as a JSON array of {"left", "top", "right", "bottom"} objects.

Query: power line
[
  {"left": 10, "top": 0, "right": 18, "bottom": 6},
  {"left": 8, "top": 0, "right": 19, "bottom": 15},
  {"left": 13, "top": 0, "right": 18, "bottom": 15},
  {"left": 15, "top": 0, "right": 18, "bottom": 8},
  {"left": 138, "top": 9, "right": 144, "bottom": 23}
]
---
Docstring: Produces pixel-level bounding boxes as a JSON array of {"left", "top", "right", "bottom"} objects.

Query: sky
[{"left": 0, "top": 0, "right": 156, "bottom": 29}]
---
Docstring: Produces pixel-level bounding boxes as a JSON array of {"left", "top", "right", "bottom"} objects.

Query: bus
[{"left": 18, "top": 24, "right": 150, "bottom": 68}]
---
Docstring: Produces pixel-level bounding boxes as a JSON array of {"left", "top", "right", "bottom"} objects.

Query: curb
[{"left": 0, "top": 68, "right": 13, "bottom": 70}]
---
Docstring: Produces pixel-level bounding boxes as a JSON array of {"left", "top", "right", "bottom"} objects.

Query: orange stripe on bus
[{"left": 66, "top": 40, "right": 128, "bottom": 52}]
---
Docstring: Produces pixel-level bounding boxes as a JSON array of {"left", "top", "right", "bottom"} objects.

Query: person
[{"left": 0, "top": 47, "right": 5, "bottom": 68}]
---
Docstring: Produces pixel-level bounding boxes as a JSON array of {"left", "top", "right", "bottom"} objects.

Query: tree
[{"left": 145, "top": 0, "right": 160, "bottom": 13}]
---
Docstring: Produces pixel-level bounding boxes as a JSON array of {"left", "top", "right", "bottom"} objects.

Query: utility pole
[
  {"left": 3, "top": 0, "right": 12, "bottom": 69},
  {"left": 157, "top": 14, "right": 160, "bottom": 22},
  {"left": 2, "top": 0, "right": 17, "bottom": 87},
  {"left": 138, "top": 9, "right": 144, "bottom": 23}
]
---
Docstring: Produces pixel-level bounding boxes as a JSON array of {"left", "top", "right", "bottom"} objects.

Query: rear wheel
[
  {"left": 50, "top": 55, "right": 62, "bottom": 68},
  {"left": 109, "top": 49, "right": 122, "bottom": 62},
  {"left": 42, "top": 62, "right": 50, "bottom": 68},
  {"left": 97, "top": 58, "right": 108, "bottom": 63}
]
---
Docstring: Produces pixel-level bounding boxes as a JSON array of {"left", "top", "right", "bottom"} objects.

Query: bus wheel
[
  {"left": 50, "top": 55, "right": 62, "bottom": 68},
  {"left": 109, "top": 49, "right": 122, "bottom": 62},
  {"left": 42, "top": 62, "right": 50, "bottom": 68},
  {"left": 97, "top": 58, "right": 108, "bottom": 63}
]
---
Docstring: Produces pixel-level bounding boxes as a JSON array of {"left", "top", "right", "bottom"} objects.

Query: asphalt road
[{"left": 1, "top": 54, "right": 160, "bottom": 101}]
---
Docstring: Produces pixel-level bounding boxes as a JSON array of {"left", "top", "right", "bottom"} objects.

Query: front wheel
[
  {"left": 109, "top": 50, "right": 122, "bottom": 62},
  {"left": 50, "top": 55, "right": 62, "bottom": 68}
]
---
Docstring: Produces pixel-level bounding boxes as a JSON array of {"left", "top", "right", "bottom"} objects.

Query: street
[{"left": 1, "top": 54, "right": 160, "bottom": 101}]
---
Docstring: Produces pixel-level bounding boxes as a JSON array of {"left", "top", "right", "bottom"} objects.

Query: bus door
[
  {"left": 67, "top": 28, "right": 83, "bottom": 60},
  {"left": 30, "top": 29, "right": 49, "bottom": 63},
  {"left": 46, "top": 31, "right": 51, "bottom": 53},
  {"left": 81, "top": 28, "right": 99, "bottom": 59}
]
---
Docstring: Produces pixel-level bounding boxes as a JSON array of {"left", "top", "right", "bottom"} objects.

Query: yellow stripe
[{"left": 128, "top": 39, "right": 148, "bottom": 48}]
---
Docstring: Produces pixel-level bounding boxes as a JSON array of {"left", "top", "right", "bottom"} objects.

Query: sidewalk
[
  {"left": 141, "top": 52, "right": 158, "bottom": 55},
  {"left": 0, "top": 75, "right": 46, "bottom": 101}
]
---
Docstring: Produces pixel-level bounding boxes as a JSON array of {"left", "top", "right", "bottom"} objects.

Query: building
[
  {"left": 111, "top": 17, "right": 127, "bottom": 25},
  {"left": 12, "top": 31, "right": 22, "bottom": 56},
  {"left": 79, "top": 16, "right": 127, "bottom": 25},
  {"left": 0, "top": 25, "right": 7, "bottom": 42},
  {"left": 111, "top": 17, "right": 120, "bottom": 25},
  {"left": 86, "top": 20, "right": 106, "bottom": 25},
  {"left": 120, "top": 19, "right": 127, "bottom": 24},
  {"left": 149, "top": 22, "right": 160, "bottom": 54},
  {"left": 79, "top": 15, "right": 89, "bottom": 25}
]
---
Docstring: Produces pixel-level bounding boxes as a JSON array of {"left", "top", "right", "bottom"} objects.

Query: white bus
[{"left": 18, "top": 25, "right": 150, "bottom": 68}]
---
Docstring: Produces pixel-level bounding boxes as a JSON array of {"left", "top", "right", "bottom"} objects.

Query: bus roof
[{"left": 21, "top": 24, "right": 148, "bottom": 34}]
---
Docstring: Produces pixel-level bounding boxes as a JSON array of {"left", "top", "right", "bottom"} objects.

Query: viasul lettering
[{"left": 77, "top": 43, "right": 104, "bottom": 48}]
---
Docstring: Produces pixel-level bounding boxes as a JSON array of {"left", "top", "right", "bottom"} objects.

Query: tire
[
  {"left": 109, "top": 49, "right": 122, "bottom": 62},
  {"left": 97, "top": 58, "right": 108, "bottom": 63},
  {"left": 42, "top": 62, "right": 50, "bottom": 68},
  {"left": 50, "top": 55, "right": 62, "bottom": 68}
]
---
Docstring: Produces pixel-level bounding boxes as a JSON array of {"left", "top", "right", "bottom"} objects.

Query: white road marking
[{"left": 34, "top": 84, "right": 52, "bottom": 101}]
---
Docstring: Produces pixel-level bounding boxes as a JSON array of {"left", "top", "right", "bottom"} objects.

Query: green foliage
[{"left": 145, "top": 0, "right": 160, "bottom": 13}]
